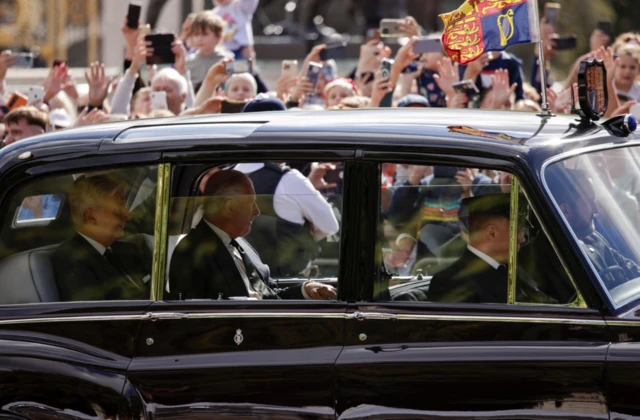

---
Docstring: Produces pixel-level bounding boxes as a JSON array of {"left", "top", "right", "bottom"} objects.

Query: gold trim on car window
[
  {"left": 151, "top": 163, "right": 171, "bottom": 302},
  {"left": 507, "top": 177, "right": 519, "bottom": 305},
  {"left": 519, "top": 183, "right": 587, "bottom": 308}
]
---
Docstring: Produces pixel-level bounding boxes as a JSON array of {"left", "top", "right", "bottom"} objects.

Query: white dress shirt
[
  {"left": 467, "top": 244, "right": 500, "bottom": 269},
  {"left": 234, "top": 163, "right": 339, "bottom": 240}
]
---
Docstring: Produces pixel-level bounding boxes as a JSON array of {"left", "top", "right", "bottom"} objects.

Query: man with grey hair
[
  {"left": 169, "top": 170, "right": 337, "bottom": 300},
  {"left": 151, "top": 67, "right": 194, "bottom": 115},
  {"left": 52, "top": 174, "right": 152, "bottom": 301}
]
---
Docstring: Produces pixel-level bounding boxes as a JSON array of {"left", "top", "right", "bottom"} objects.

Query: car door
[
  {"left": 0, "top": 154, "right": 162, "bottom": 419},
  {"left": 125, "top": 153, "right": 355, "bottom": 419},
  {"left": 335, "top": 157, "right": 610, "bottom": 419}
]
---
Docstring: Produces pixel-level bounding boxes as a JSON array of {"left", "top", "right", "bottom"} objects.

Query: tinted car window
[
  {"left": 546, "top": 147, "right": 640, "bottom": 306},
  {"left": 0, "top": 165, "right": 158, "bottom": 304},
  {"left": 165, "top": 161, "right": 342, "bottom": 301},
  {"left": 379, "top": 163, "right": 576, "bottom": 305}
]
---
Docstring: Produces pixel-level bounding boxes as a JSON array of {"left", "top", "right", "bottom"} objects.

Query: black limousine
[{"left": 1, "top": 105, "right": 640, "bottom": 419}]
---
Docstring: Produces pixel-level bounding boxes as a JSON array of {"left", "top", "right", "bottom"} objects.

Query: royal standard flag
[{"left": 440, "top": 0, "right": 540, "bottom": 65}]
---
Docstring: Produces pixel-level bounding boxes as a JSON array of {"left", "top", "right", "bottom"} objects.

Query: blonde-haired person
[
  {"left": 225, "top": 72, "right": 257, "bottom": 102},
  {"left": 338, "top": 95, "right": 372, "bottom": 109},
  {"left": 324, "top": 78, "right": 357, "bottom": 108},
  {"left": 131, "top": 87, "right": 152, "bottom": 116},
  {"left": 612, "top": 32, "right": 640, "bottom": 55},
  {"left": 614, "top": 44, "right": 640, "bottom": 102}
]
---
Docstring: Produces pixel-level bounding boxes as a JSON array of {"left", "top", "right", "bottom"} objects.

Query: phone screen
[
  {"left": 366, "top": 28, "right": 381, "bottom": 43},
  {"left": 221, "top": 100, "right": 246, "bottom": 114},
  {"left": 597, "top": 20, "right": 612, "bottom": 37},
  {"left": 226, "top": 60, "right": 253, "bottom": 74},
  {"left": 11, "top": 53, "right": 34, "bottom": 68},
  {"left": 151, "top": 91, "right": 168, "bottom": 110},
  {"left": 281, "top": 60, "right": 298, "bottom": 78},
  {"left": 545, "top": 3, "right": 560, "bottom": 26},
  {"left": 28, "top": 86, "right": 45, "bottom": 104},
  {"left": 306, "top": 62, "right": 322, "bottom": 88},
  {"left": 145, "top": 34, "right": 175, "bottom": 65},
  {"left": 319, "top": 43, "right": 347, "bottom": 61},
  {"left": 127, "top": 2, "right": 142, "bottom": 29},
  {"left": 554, "top": 35, "right": 577, "bottom": 51},
  {"left": 413, "top": 38, "right": 443, "bottom": 54}
]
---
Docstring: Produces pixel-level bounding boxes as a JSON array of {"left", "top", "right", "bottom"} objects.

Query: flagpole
[
  {"left": 537, "top": 41, "right": 552, "bottom": 116},
  {"left": 531, "top": 0, "right": 553, "bottom": 117}
]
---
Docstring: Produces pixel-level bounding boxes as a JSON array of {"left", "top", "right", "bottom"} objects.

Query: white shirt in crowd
[
  {"left": 213, "top": 0, "right": 260, "bottom": 52},
  {"left": 614, "top": 80, "right": 640, "bottom": 102},
  {"left": 234, "top": 163, "right": 339, "bottom": 241}
]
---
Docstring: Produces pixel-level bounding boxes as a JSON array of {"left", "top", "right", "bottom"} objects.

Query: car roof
[{"left": 0, "top": 108, "right": 631, "bottom": 166}]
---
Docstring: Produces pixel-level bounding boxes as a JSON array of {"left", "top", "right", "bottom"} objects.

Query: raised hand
[
  {"left": 455, "top": 168, "right": 474, "bottom": 197},
  {"left": 0, "top": 50, "right": 17, "bottom": 82},
  {"left": 85, "top": 62, "right": 111, "bottom": 107},
  {"left": 433, "top": 57, "right": 460, "bottom": 97},
  {"left": 74, "top": 107, "right": 110, "bottom": 127},
  {"left": 299, "top": 44, "right": 326, "bottom": 78},
  {"left": 274, "top": 74, "right": 297, "bottom": 102},
  {"left": 122, "top": 17, "right": 140, "bottom": 60},
  {"left": 594, "top": 46, "right": 616, "bottom": 82},
  {"left": 398, "top": 16, "right": 421, "bottom": 38},
  {"left": 172, "top": 37, "right": 188, "bottom": 75},
  {"left": 289, "top": 77, "right": 314, "bottom": 103},
  {"left": 370, "top": 71, "right": 392, "bottom": 107},
  {"left": 308, "top": 163, "right": 338, "bottom": 190},
  {"left": 488, "top": 68, "right": 516, "bottom": 109},
  {"left": 43, "top": 63, "right": 74, "bottom": 102},
  {"left": 128, "top": 34, "right": 150, "bottom": 76}
]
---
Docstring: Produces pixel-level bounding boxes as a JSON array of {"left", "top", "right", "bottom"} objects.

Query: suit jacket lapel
[
  {"left": 237, "top": 237, "right": 278, "bottom": 299},
  {"left": 196, "top": 222, "right": 249, "bottom": 298},
  {"left": 73, "top": 234, "right": 120, "bottom": 281},
  {"left": 458, "top": 250, "right": 507, "bottom": 303}
]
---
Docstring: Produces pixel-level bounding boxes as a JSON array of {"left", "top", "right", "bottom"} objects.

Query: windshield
[{"left": 546, "top": 146, "right": 640, "bottom": 306}]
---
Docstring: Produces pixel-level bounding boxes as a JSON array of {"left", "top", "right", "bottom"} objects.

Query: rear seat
[
  {"left": 0, "top": 244, "right": 61, "bottom": 304},
  {"left": 0, "top": 234, "right": 157, "bottom": 305}
]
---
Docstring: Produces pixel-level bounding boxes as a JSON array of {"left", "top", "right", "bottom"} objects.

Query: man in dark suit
[
  {"left": 169, "top": 170, "right": 337, "bottom": 300},
  {"left": 547, "top": 168, "right": 640, "bottom": 288},
  {"left": 427, "top": 193, "right": 551, "bottom": 303},
  {"left": 53, "top": 175, "right": 152, "bottom": 301}
]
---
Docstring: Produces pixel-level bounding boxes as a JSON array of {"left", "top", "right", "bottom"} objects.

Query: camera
[{"left": 380, "top": 58, "right": 394, "bottom": 80}]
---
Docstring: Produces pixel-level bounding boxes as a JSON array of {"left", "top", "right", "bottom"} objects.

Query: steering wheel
[{"left": 598, "top": 266, "right": 625, "bottom": 284}]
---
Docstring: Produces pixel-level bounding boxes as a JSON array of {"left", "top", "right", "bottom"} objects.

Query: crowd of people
[{"left": 0, "top": 2, "right": 640, "bottom": 149}]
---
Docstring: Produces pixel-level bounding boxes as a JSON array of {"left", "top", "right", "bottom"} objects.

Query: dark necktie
[
  {"left": 230, "top": 239, "right": 277, "bottom": 299},
  {"left": 104, "top": 248, "right": 140, "bottom": 290},
  {"left": 229, "top": 240, "right": 260, "bottom": 283}
]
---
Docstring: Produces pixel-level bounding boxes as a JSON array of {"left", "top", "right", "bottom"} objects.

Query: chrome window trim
[
  {"left": 541, "top": 143, "right": 640, "bottom": 310},
  {"left": 0, "top": 311, "right": 605, "bottom": 326}
]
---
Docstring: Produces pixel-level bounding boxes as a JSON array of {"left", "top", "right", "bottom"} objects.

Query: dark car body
[{"left": 1, "top": 108, "right": 640, "bottom": 420}]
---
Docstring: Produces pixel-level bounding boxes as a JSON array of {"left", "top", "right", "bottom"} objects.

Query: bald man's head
[{"left": 201, "top": 170, "right": 260, "bottom": 238}]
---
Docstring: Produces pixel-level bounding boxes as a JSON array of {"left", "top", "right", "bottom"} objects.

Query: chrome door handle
[
  {"left": 349, "top": 311, "right": 397, "bottom": 321},
  {"left": 143, "top": 312, "right": 189, "bottom": 321}
]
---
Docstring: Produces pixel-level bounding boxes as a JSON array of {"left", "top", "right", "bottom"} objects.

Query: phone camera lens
[{"left": 381, "top": 28, "right": 389, "bottom": 35}]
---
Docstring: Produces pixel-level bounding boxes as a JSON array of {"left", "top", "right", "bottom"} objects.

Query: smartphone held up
[
  {"left": 150, "top": 91, "right": 168, "bottom": 111},
  {"left": 145, "top": 34, "right": 175, "bottom": 65}
]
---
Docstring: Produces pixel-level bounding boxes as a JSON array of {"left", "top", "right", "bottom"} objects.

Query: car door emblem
[{"left": 234, "top": 329, "right": 244, "bottom": 345}]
